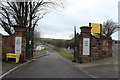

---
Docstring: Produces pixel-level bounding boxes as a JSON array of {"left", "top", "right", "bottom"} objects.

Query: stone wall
[
  {"left": 2, "top": 25, "right": 26, "bottom": 62},
  {"left": 79, "top": 26, "right": 112, "bottom": 63},
  {"left": 90, "top": 36, "right": 112, "bottom": 60},
  {"left": 2, "top": 36, "right": 14, "bottom": 59}
]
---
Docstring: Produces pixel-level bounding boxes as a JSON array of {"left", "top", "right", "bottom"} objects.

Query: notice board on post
[
  {"left": 15, "top": 37, "right": 22, "bottom": 54},
  {"left": 83, "top": 38, "right": 90, "bottom": 55},
  {"left": 89, "top": 23, "right": 101, "bottom": 33}
]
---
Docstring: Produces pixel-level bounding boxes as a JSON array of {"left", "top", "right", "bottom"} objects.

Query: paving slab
[{"left": 75, "top": 44, "right": 119, "bottom": 78}]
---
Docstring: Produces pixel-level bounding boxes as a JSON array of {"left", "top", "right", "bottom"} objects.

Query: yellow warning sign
[{"left": 89, "top": 23, "right": 101, "bottom": 33}]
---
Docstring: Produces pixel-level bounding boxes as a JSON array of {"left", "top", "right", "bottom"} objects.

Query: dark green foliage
[{"left": 42, "top": 38, "right": 72, "bottom": 48}]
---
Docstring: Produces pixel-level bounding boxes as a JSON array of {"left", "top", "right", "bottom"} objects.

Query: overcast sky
[{"left": 0, "top": 0, "right": 119, "bottom": 40}]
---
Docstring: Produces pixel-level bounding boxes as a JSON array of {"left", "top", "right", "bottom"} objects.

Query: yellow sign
[{"left": 89, "top": 23, "right": 101, "bottom": 33}]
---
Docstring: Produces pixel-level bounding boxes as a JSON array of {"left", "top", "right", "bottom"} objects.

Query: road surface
[{"left": 3, "top": 50, "right": 92, "bottom": 78}]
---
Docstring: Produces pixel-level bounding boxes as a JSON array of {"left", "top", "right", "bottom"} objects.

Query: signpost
[
  {"left": 89, "top": 23, "right": 102, "bottom": 37},
  {"left": 83, "top": 38, "right": 90, "bottom": 55},
  {"left": 15, "top": 37, "right": 22, "bottom": 54},
  {"left": 89, "top": 23, "right": 101, "bottom": 33}
]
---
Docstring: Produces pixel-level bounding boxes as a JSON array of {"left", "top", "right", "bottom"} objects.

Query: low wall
[
  {"left": 2, "top": 36, "right": 14, "bottom": 59},
  {"left": 91, "top": 37, "right": 112, "bottom": 60},
  {"left": 2, "top": 25, "right": 26, "bottom": 62},
  {"left": 79, "top": 26, "right": 112, "bottom": 63}
]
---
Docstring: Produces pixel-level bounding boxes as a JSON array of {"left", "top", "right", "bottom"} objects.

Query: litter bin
[{"left": 6, "top": 53, "right": 20, "bottom": 63}]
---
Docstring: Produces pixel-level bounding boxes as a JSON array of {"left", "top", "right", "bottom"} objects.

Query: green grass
[
  {"left": 42, "top": 48, "right": 49, "bottom": 51},
  {"left": 59, "top": 52, "right": 73, "bottom": 60}
]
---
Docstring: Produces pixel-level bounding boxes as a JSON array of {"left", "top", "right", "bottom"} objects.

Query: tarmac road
[{"left": 3, "top": 50, "right": 92, "bottom": 78}]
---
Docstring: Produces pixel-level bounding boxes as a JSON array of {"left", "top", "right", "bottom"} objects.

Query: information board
[
  {"left": 15, "top": 37, "right": 22, "bottom": 54},
  {"left": 90, "top": 23, "right": 101, "bottom": 33},
  {"left": 83, "top": 38, "right": 90, "bottom": 55}
]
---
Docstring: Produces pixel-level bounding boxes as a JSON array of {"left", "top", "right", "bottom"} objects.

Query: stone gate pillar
[
  {"left": 13, "top": 25, "right": 26, "bottom": 62},
  {"left": 79, "top": 26, "right": 92, "bottom": 63}
]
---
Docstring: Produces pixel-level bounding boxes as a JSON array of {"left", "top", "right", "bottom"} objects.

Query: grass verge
[
  {"left": 59, "top": 52, "right": 73, "bottom": 60},
  {"left": 42, "top": 48, "right": 49, "bottom": 51}
]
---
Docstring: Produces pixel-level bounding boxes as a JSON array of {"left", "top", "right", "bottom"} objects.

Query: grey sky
[
  {"left": 118, "top": 1, "right": 120, "bottom": 25},
  {"left": 0, "top": 0, "right": 119, "bottom": 40},
  {"left": 37, "top": 0, "right": 119, "bottom": 40}
]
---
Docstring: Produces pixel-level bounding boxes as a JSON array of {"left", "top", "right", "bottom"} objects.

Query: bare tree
[
  {"left": 34, "top": 30, "right": 41, "bottom": 49},
  {"left": 0, "top": 0, "right": 64, "bottom": 58},
  {"left": 102, "top": 20, "right": 119, "bottom": 38},
  {"left": 0, "top": 0, "right": 64, "bottom": 34}
]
